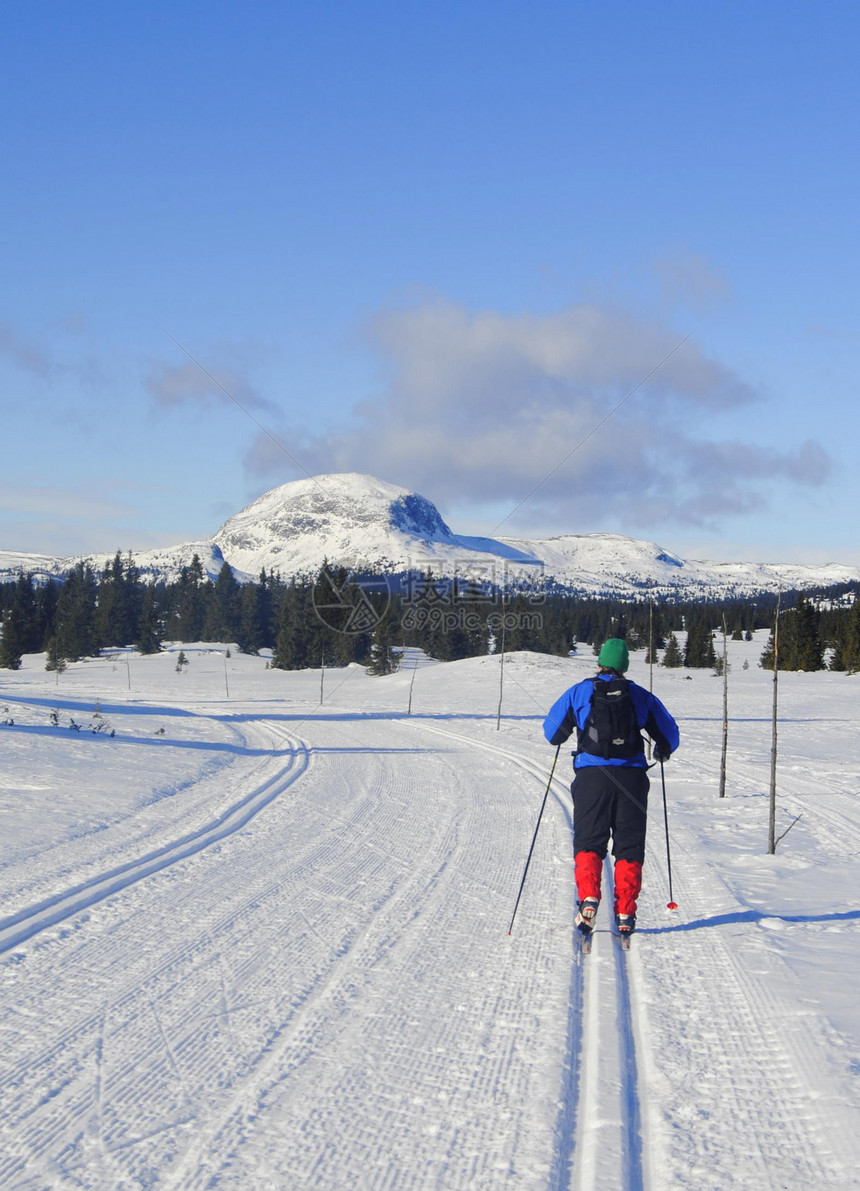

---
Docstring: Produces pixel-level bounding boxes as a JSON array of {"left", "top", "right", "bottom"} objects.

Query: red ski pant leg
[
  {"left": 614, "top": 858, "right": 643, "bottom": 916},
  {"left": 574, "top": 849, "right": 603, "bottom": 902}
]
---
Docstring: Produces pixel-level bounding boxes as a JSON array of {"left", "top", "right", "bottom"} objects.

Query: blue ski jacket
[{"left": 543, "top": 672, "right": 680, "bottom": 769}]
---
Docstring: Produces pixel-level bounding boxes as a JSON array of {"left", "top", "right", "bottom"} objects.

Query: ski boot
[
  {"left": 616, "top": 913, "right": 636, "bottom": 951},
  {"left": 576, "top": 897, "right": 600, "bottom": 952}
]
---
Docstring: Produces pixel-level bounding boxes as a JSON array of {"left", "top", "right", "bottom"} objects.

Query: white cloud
[{"left": 244, "top": 298, "right": 830, "bottom": 533}]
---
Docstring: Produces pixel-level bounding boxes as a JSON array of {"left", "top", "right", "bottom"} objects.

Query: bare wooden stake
[
  {"left": 496, "top": 599, "right": 507, "bottom": 731},
  {"left": 719, "top": 614, "right": 728, "bottom": 798},
  {"left": 407, "top": 649, "right": 418, "bottom": 715},
  {"left": 768, "top": 591, "right": 781, "bottom": 854}
]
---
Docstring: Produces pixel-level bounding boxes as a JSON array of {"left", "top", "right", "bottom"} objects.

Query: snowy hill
[
  {"left": 499, "top": 531, "right": 860, "bottom": 599},
  {"left": 212, "top": 473, "right": 538, "bottom": 577},
  {"left": 1, "top": 471, "right": 857, "bottom": 598}
]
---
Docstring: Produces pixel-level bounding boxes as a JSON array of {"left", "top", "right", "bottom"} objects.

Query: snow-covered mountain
[
  {"left": 1, "top": 472, "right": 857, "bottom": 599},
  {"left": 0, "top": 541, "right": 231, "bottom": 586},
  {"left": 212, "top": 474, "right": 539, "bottom": 578}
]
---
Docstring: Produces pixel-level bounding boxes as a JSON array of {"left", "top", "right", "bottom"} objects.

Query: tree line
[{"left": 1, "top": 552, "right": 858, "bottom": 674}]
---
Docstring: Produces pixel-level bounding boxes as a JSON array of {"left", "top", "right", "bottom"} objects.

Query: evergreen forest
[{"left": 1, "top": 552, "right": 858, "bottom": 675}]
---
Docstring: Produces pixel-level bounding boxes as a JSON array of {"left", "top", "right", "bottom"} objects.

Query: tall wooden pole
[
  {"left": 768, "top": 592, "right": 781, "bottom": 853},
  {"left": 496, "top": 598, "right": 507, "bottom": 731},
  {"left": 719, "top": 615, "right": 728, "bottom": 798},
  {"left": 407, "top": 648, "right": 418, "bottom": 715}
]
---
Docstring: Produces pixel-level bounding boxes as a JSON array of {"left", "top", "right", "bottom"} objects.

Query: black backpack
[{"left": 577, "top": 676, "right": 643, "bottom": 760}]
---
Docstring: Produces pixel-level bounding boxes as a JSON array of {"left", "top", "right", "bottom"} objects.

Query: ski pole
[
  {"left": 661, "top": 760, "right": 678, "bottom": 910},
  {"left": 508, "top": 744, "right": 561, "bottom": 935}
]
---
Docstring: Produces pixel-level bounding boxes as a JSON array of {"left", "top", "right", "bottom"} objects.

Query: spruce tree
[
  {"left": 136, "top": 586, "right": 162, "bottom": 654},
  {"left": 272, "top": 583, "right": 301, "bottom": 670},
  {"left": 503, "top": 593, "right": 543, "bottom": 653},
  {"left": 203, "top": 562, "right": 241, "bottom": 642},
  {"left": 35, "top": 578, "right": 60, "bottom": 651},
  {"left": 96, "top": 552, "right": 136, "bottom": 648},
  {"left": 840, "top": 597, "right": 860, "bottom": 673},
  {"left": 784, "top": 594, "right": 824, "bottom": 671},
  {"left": 328, "top": 578, "right": 368, "bottom": 665},
  {"left": 174, "top": 554, "right": 207, "bottom": 642},
  {"left": 0, "top": 607, "right": 24, "bottom": 669},
  {"left": 0, "top": 573, "right": 41, "bottom": 668},
  {"left": 684, "top": 617, "right": 716, "bottom": 668},
  {"left": 272, "top": 581, "right": 322, "bottom": 669},
  {"left": 662, "top": 633, "right": 683, "bottom": 668},
  {"left": 367, "top": 605, "right": 399, "bottom": 675},
  {"left": 54, "top": 563, "right": 99, "bottom": 661},
  {"left": 237, "top": 580, "right": 266, "bottom": 655},
  {"left": 12, "top": 574, "right": 39, "bottom": 652},
  {"left": 123, "top": 551, "right": 143, "bottom": 644},
  {"left": 829, "top": 630, "right": 847, "bottom": 672},
  {"left": 45, "top": 637, "right": 66, "bottom": 673}
]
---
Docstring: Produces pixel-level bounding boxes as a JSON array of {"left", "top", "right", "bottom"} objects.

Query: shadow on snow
[{"left": 641, "top": 907, "right": 860, "bottom": 934}]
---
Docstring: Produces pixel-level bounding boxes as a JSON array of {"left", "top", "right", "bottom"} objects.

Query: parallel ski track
[
  {"left": 404, "top": 719, "right": 648, "bottom": 1191},
  {"left": 636, "top": 786, "right": 854, "bottom": 1188},
  {"left": 3, "top": 715, "right": 548, "bottom": 1191},
  {"left": 8, "top": 728, "right": 455, "bottom": 1191},
  {"left": 0, "top": 722, "right": 313, "bottom": 1189},
  {"left": 0, "top": 724, "right": 309, "bottom": 958},
  {"left": 160, "top": 723, "right": 480, "bottom": 1190},
  {"left": 698, "top": 753, "right": 858, "bottom": 849}
]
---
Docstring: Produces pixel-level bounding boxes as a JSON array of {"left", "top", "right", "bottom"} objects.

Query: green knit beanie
[{"left": 598, "top": 638, "right": 629, "bottom": 672}]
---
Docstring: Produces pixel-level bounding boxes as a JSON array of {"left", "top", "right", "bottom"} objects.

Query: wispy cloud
[
  {"left": 242, "top": 298, "right": 830, "bottom": 533},
  {"left": 0, "top": 481, "right": 189, "bottom": 556},
  {"left": 144, "top": 359, "right": 266, "bottom": 410},
  {"left": 0, "top": 318, "right": 109, "bottom": 393},
  {"left": 0, "top": 321, "right": 55, "bottom": 376},
  {"left": 653, "top": 250, "right": 731, "bottom": 313},
  {"left": 0, "top": 481, "right": 136, "bottom": 522}
]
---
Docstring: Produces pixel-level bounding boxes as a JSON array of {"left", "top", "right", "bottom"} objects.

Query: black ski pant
[{"left": 570, "top": 764, "right": 650, "bottom": 864}]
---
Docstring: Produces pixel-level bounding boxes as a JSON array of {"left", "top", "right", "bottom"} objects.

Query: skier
[{"left": 543, "top": 638, "right": 680, "bottom": 942}]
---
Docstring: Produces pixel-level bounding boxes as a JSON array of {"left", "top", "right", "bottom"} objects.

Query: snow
[
  {"left": 1, "top": 635, "right": 859, "bottom": 1189},
  {"left": 2, "top": 471, "right": 857, "bottom": 596}
]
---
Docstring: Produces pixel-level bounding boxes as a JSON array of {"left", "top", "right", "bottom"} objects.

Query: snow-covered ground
[{"left": 1, "top": 635, "right": 858, "bottom": 1189}]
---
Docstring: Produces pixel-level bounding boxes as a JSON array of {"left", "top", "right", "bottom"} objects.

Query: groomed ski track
[
  {"left": 2, "top": 666, "right": 858, "bottom": 1189},
  {"left": 404, "top": 718, "right": 648, "bottom": 1191}
]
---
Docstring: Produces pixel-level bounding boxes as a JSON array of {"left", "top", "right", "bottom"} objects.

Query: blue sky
[{"left": 2, "top": 0, "right": 858, "bottom": 564}]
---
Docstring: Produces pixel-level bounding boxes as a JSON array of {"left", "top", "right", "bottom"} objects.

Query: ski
[
  {"left": 580, "top": 931, "right": 593, "bottom": 954},
  {"left": 618, "top": 932, "right": 632, "bottom": 952}
]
